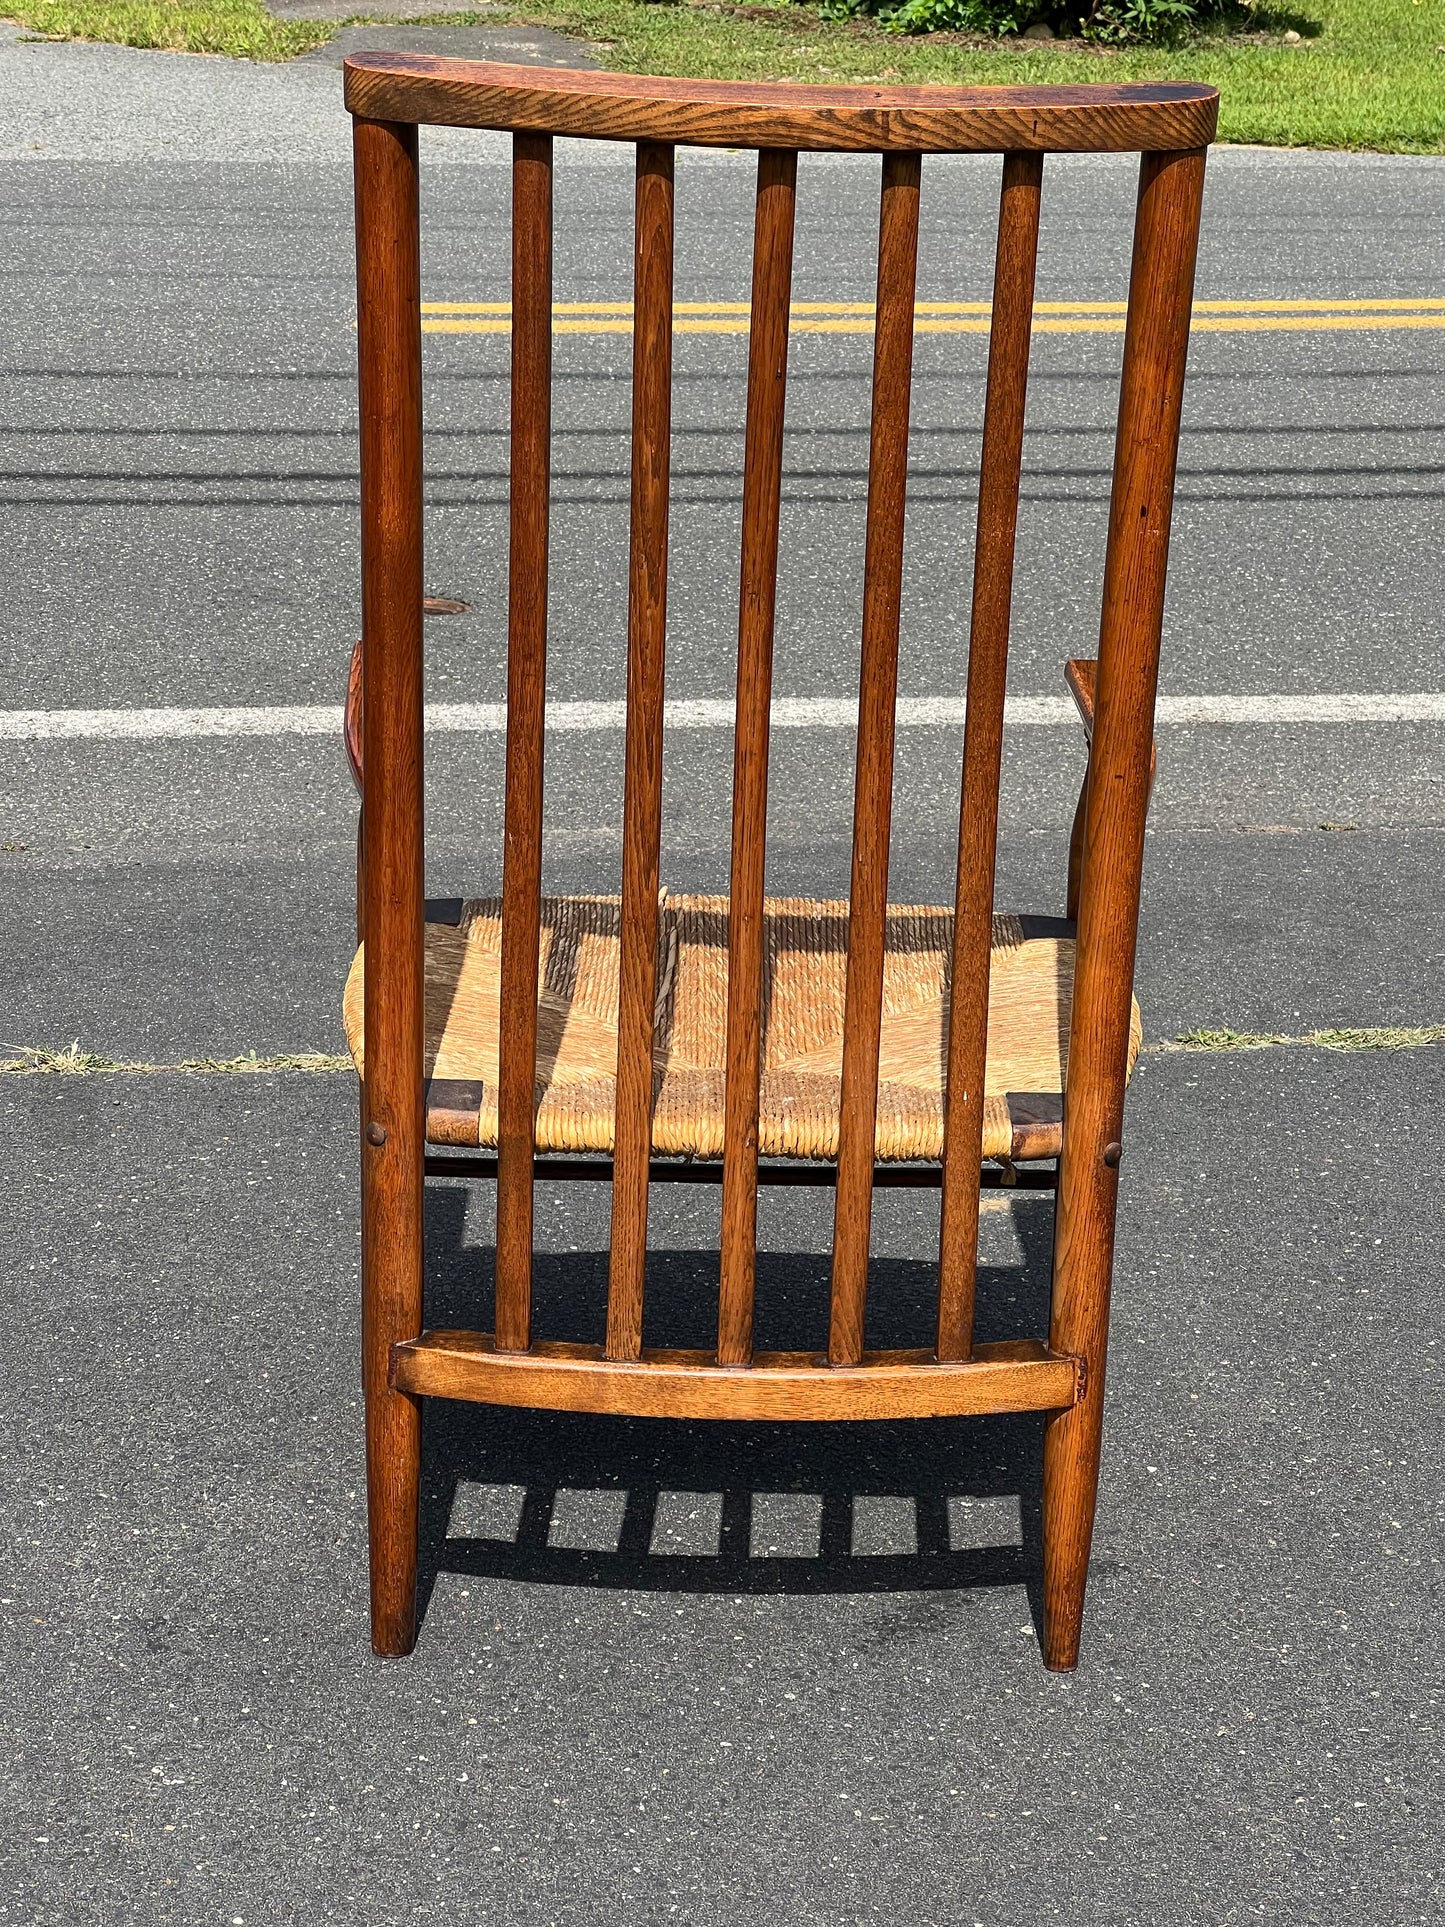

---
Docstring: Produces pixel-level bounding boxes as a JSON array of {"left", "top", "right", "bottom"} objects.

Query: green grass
[
  {"left": 8, "top": 0, "right": 331, "bottom": 56},
  {"left": 6, "top": 0, "right": 1445, "bottom": 149}
]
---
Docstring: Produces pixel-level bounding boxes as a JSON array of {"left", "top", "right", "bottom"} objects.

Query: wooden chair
[{"left": 340, "top": 57, "right": 1216, "bottom": 1668}]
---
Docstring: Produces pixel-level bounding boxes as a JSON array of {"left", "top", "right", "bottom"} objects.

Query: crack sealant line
[{"left": 4, "top": 1028, "right": 1444, "bottom": 1078}]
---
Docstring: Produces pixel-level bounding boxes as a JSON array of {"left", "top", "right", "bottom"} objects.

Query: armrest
[
  {"left": 1064, "top": 654, "right": 1156, "bottom": 789},
  {"left": 344, "top": 637, "right": 363, "bottom": 793},
  {"left": 1064, "top": 658, "right": 1096, "bottom": 738},
  {"left": 1063, "top": 655, "right": 1156, "bottom": 921}
]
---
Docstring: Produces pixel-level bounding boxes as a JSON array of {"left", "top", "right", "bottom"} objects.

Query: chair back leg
[
  {"left": 1042, "top": 147, "right": 1206, "bottom": 1671},
  {"left": 355, "top": 113, "right": 427, "bottom": 1658}
]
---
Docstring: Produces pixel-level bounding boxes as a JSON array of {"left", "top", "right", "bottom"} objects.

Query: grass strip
[
  {"left": 6, "top": 0, "right": 1445, "bottom": 152},
  {"left": 0, "top": 1042, "right": 352, "bottom": 1073},
  {"left": 1151, "top": 1023, "right": 1445, "bottom": 1054}
]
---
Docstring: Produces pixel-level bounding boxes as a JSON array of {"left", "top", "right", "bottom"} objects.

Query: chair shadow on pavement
[{"left": 413, "top": 1184, "right": 1059, "bottom": 1629}]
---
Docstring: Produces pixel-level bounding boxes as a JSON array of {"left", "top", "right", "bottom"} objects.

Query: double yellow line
[{"left": 421, "top": 296, "right": 1445, "bottom": 337}]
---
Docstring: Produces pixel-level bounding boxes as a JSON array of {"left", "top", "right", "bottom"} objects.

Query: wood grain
[
  {"left": 354, "top": 114, "right": 426, "bottom": 1659},
  {"left": 494, "top": 132, "right": 554, "bottom": 1355},
  {"left": 607, "top": 142, "right": 675, "bottom": 1363},
  {"left": 717, "top": 149, "right": 798, "bottom": 1369},
  {"left": 344, "top": 58, "right": 1219, "bottom": 155},
  {"left": 936, "top": 150, "right": 1042, "bottom": 1365},
  {"left": 393, "top": 1330, "right": 1081, "bottom": 1421},
  {"left": 828, "top": 150, "right": 921, "bottom": 1368},
  {"left": 1042, "top": 146, "right": 1207, "bottom": 1672}
]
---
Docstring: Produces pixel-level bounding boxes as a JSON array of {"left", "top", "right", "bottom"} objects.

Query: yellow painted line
[
  {"left": 1192, "top": 296, "right": 1445, "bottom": 312},
  {"left": 423, "top": 301, "right": 511, "bottom": 315},
  {"left": 418, "top": 297, "right": 1445, "bottom": 337},
  {"left": 1191, "top": 313, "right": 1445, "bottom": 334},
  {"left": 423, "top": 319, "right": 512, "bottom": 334}
]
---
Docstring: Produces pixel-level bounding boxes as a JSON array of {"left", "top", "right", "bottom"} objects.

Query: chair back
[{"left": 348, "top": 60, "right": 1214, "bottom": 1378}]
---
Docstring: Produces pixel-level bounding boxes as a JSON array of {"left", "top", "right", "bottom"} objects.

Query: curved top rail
[{"left": 343, "top": 56, "right": 1218, "bottom": 153}]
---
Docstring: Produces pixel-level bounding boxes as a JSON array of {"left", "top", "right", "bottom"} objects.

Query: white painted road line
[
  {"left": 2, "top": 693, "right": 1445, "bottom": 742},
  {"left": 0, "top": 704, "right": 344, "bottom": 741}
]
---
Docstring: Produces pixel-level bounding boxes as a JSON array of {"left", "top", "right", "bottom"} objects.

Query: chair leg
[
  {"left": 365, "top": 1436, "right": 421, "bottom": 1655},
  {"left": 364, "top": 1365, "right": 421, "bottom": 1656},
  {"left": 1041, "top": 1146, "right": 1118, "bottom": 1672},
  {"left": 361, "top": 1094, "right": 423, "bottom": 1657},
  {"left": 1041, "top": 1389, "right": 1105, "bottom": 1671},
  {"left": 353, "top": 109, "right": 427, "bottom": 1656}
]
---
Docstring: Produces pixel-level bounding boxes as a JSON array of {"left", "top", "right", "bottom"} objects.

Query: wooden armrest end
[
  {"left": 1064, "top": 658, "right": 1096, "bottom": 738},
  {"left": 344, "top": 638, "right": 363, "bottom": 793},
  {"left": 1064, "top": 656, "right": 1158, "bottom": 801}
]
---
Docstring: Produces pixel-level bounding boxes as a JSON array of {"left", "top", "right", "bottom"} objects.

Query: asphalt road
[{"left": 0, "top": 24, "right": 1442, "bottom": 1926}]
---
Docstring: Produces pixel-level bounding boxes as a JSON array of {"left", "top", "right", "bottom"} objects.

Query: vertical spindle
[
  {"left": 717, "top": 149, "right": 798, "bottom": 1368},
  {"left": 936, "top": 151, "right": 1043, "bottom": 1363},
  {"left": 495, "top": 132, "right": 554, "bottom": 1354},
  {"left": 608, "top": 142, "right": 676, "bottom": 1362},
  {"left": 828, "top": 151, "right": 923, "bottom": 1368}
]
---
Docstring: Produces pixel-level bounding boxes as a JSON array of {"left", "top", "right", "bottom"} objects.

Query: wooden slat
[
  {"left": 936, "top": 151, "right": 1043, "bottom": 1363},
  {"left": 828, "top": 150, "right": 922, "bottom": 1368},
  {"left": 1042, "top": 146, "right": 1207, "bottom": 1672},
  {"left": 494, "top": 131, "right": 553, "bottom": 1355},
  {"left": 394, "top": 1330, "right": 1082, "bottom": 1421},
  {"left": 717, "top": 148, "right": 798, "bottom": 1368},
  {"left": 354, "top": 114, "right": 426, "bottom": 1657},
  {"left": 607, "top": 141, "right": 676, "bottom": 1362},
  {"left": 344, "top": 59, "right": 1220, "bottom": 157}
]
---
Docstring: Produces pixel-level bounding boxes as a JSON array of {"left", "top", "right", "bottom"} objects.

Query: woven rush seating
[{"left": 342, "top": 894, "right": 1142, "bottom": 1164}]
